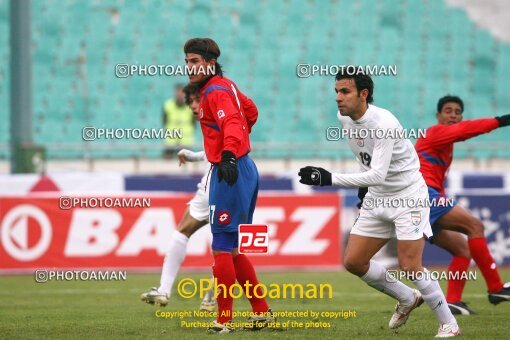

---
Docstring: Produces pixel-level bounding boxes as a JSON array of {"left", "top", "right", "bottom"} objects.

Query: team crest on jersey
[
  {"left": 217, "top": 210, "right": 231, "bottom": 225},
  {"left": 411, "top": 211, "right": 421, "bottom": 226},
  {"left": 356, "top": 138, "right": 364, "bottom": 147},
  {"left": 217, "top": 110, "right": 225, "bottom": 119}
]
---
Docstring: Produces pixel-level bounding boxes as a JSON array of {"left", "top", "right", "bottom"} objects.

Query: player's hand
[
  {"left": 218, "top": 150, "right": 238, "bottom": 186},
  {"left": 496, "top": 114, "right": 510, "bottom": 127},
  {"left": 298, "top": 166, "right": 332, "bottom": 186},
  {"left": 177, "top": 149, "right": 190, "bottom": 166},
  {"left": 177, "top": 149, "right": 205, "bottom": 166}
]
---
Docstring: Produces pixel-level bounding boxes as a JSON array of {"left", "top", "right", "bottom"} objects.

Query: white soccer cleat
[
  {"left": 140, "top": 287, "right": 169, "bottom": 307},
  {"left": 435, "top": 322, "right": 461, "bottom": 337},
  {"left": 389, "top": 289, "right": 424, "bottom": 329},
  {"left": 199, "top": 298, "right": 217, "bottom": 312}
]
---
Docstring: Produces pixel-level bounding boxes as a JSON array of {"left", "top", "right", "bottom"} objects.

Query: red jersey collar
[{"left": 199, "top": 75, "right": 220, "bottom": 96}]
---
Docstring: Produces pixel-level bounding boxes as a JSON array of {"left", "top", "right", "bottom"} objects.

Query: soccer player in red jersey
[
  {"left": 415, "top": 95, "right": 510, "bottom": 314},
  {"left": 140, "top": 83, "right": 216, "bottom": 312},
  {"left": 184, "top": 38, "right": 273, "bottom": 333}
]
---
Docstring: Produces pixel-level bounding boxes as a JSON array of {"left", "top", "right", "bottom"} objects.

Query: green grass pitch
[{"left": 0, "top": 269, "right": 508, "bottom": 339}]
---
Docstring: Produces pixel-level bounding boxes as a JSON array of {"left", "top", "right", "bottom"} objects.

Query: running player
[
  {"left": 140, "top": 83, "right": 216, "bottom": 311},
  {"left": 299, "top": 71, "right": 460, "bottom": 337},
  {"left": 184, "top": 38, "right": 273, "bottom": 333},
  {"left": 415, "top": 95, "right": 510, "bottom": 314}
]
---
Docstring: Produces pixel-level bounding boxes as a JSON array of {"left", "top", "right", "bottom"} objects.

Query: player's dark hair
[
  {"left": 335, "top": 69, "right": 374, "bottom": 103},
  {"left": 184, "top": 38, "right": 223, "bottom": 77},
  {"left": 182, "top": 83, "right": 200, "bottom": 104},
  {"left": 437, "top": 95, "right": 464, "bottom": 113}
]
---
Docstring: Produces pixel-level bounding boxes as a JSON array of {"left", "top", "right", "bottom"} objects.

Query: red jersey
[
  {"left": 415, "top": 118, "right": 499, "bottom": 195},
  {"left": 198, "top": 75, "right": 258, "bottom": 163}
]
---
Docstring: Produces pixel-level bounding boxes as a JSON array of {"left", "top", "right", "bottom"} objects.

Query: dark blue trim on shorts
[
  {"left": 211, "top": 232, "right": 239, "bottom": 252},
  {"left": 428, "top": 186, "right": 456, "bottom": 242}
]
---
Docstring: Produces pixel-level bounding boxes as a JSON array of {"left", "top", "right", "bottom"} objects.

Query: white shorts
[
  {"left": 187, "top": 165, "right": 211, "bottom": 222},
  {"left": 351, "top": 183, "right": 433, "bottom": 241}
]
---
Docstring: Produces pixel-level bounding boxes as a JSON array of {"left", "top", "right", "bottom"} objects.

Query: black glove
[
  {"left": 356, "top": 187, "right": 368, "bottom": 209},
  {"left": 298, "top": 166, "right": 332, "bottom": 186},
  {"left": 495, "top": 114, "right": 510, "bottom": 127},
  {"left": 218, "top": 150, "right": 238, "bottom": 186}
]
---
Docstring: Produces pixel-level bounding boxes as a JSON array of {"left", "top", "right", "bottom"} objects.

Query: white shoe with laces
[
  {"left": 435, "top": 322, "right": 461, "bottom": 337},
  {"left": 140, "top": 287, "right": 169, "bottom": 306},
  {"left": 389, "top": 289, "right": 424, "bottom": 329},
  {"left": 199, "top": 298, "right": 217, "bottom": 312}
]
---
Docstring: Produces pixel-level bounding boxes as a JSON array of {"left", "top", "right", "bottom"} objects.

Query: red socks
[
  {"left": 213, "top": 253, "right": 236, "bottom": 323},
  {"left": 213, "top": 253, "right": 270, "bottom": 323},
  {"left": 446, "top": 256, "right": 470, "bottom": 303},
  {"left": 468, "top": 237, "right": 503, "bottom": 293},
  {"left": 233, "top": 254, "right": 269, "bottom": 313}
]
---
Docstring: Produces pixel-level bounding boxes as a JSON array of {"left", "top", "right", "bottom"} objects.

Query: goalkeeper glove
[
  {"left": 298, "top": 166, "right": 332, "bottom": 186},
  {"left": 218, "top": 150, "right": 238, "bottom": 186},
  {"left": 495, "top": 114, "right": 510, "bottom": 127}
]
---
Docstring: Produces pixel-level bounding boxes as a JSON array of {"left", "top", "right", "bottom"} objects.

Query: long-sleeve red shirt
[
  {"left": 198, "top": 75, "right": 258, "bottom": 163},
  {"left": 415, "top": 118, "right": 500, "bottom": 194}
]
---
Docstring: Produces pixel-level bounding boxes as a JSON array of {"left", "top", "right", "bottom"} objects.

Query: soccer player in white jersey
[
  {"left": 298, "top": 71, "right": 460, "bottom": 337},
  {"left": 141, "top": 83, "right": 216, "bottom": 311}
]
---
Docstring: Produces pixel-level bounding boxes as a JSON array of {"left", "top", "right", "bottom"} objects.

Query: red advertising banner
[{"left": 0, "top": 194, "right": 341, "bottom": 272}]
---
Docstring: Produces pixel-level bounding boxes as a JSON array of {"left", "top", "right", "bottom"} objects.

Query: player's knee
[
  {"left": 343, "top": 257, "right": 367, "bottom": 276},
  {"left": 177, "top": 220, "right": 201, "bottom": 238},
  {"left": 399, "top": 264, "right": 422, "bottom": 275},
  {"left": 398, "top": 257, "right": 422, "bottom": 274},
  {"left": 463, "top": 217, "right": 484, "bottom": 238},
  {"left": 454, "top": 244, "right": 471, "bottom": 259},
  {"left": 471, "top": 218, "right": 484, "bottom": 236}
]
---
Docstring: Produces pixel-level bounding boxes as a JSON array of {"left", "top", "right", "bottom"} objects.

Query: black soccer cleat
[
  {"left": 448, "top": 301, "right": 477, "bottom": 315},
  {"left": 207, "top": 321, "right": 235, "bottom": 333},
  {"left": 488, "top": 282, "right": 510, "bottom": 305}
]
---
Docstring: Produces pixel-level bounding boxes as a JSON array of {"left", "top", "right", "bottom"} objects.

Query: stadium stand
[{"left": 0, "top": 0, "right": 510, "bottom": 159}]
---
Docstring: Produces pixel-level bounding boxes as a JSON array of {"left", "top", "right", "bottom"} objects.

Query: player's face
[
  {"left": 436, "top": 102, "right": 463, "bottom": 125},
  {"left": 188, "top": 94, "right": 200, "bottom": 118},
  {"left": 335, "top": 79, "right": 367, "bottom": 119},
  {"left": 185, "top": 53, "right": 215, "bottom": 84}
]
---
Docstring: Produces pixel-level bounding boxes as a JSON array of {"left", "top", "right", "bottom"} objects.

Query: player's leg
[
  {"left": 344, "top": 231, "right": 418, "bottom": 306},
  {"left": 394, "top": 184, "right": 459, "bottom": 337},
  {"left": 199, "top": 276, "right": 216, "bottom": 312},
  {"left": 207, "top": 161, "right": 243, "bottom": 332},
  {"left": 427, "top": 187, "right": 475, "bottom": 314},
  {"left": 141, "top": 206, "right": 208, "bottom": 305},
  {"left": 159, "top": 207, "right": 208, "bottom": 293},
  {"left": 233, "top": 247, "right": 275, "bottom": 329},
  {"left": 345, "top": 232, "right": 423, "bottom": 330},
  {"left": 232, "top": 156, "right": 273, "bottom": 329},
  {"left": 432, "top": 229, "right": 476, "bottom": 315},
  {"left": 397, "top": 238, "right": 458, "bottom": 334},
  {"left": 435, "top": 205, "right": 509, "bottom": 304},
  {"left": 210, "top": 244, "right": 236, "bottom": 332},
  {"left": 208, "top": 248, "right": 236, "bottom": 333}
]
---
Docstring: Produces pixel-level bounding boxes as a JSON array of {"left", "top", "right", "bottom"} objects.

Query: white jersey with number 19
[{"left": 335, "top": 104, "right": 424, "bottom": 197}]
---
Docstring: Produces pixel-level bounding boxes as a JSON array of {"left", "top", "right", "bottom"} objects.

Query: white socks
[
  {"left": 158, "top": 231, "right": 189, "bottom": 296},
  {"left": 359, "top": 262, "right": 457, "bottom": 326},
  {"left": 361, "top": 260, "right": 415, "bottom": 305},
  {"left": 412, "top": 268, "right": 456, "bottom": 325}
]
